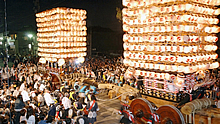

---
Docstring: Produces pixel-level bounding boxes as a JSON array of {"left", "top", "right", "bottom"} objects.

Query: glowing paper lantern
[
  {"left": 39, "top": 58, "right": 46, "bottom": 64},
  {"left": 58, "top": 59, "right": 65, "bottom": 66}
]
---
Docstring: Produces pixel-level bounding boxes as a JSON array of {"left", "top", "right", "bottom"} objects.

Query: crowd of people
[
  {"left": 0, "top": 54, "right": 220, "bottom": 124},
  {"left": 42, "top": 56, "right": 132, "bottom": 87},
  {"left": 0, "top": 55, "right": 133, "bottom": 124}
]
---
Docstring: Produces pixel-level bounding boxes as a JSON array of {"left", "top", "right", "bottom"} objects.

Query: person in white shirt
[
  {"left": 9, "top": 84, "right": 15, "bottom": 95},
  {"left": 86, "top": 71, "right": 90, "bottom": 78},
  {"left": 30, "top": 67, "right": 34, "bottom": 74},
  {"left": 90, "top": 71, "right": 96, "bottom": 79},
  {"left": 33, "top": 64, "right": 37, "bottom": 72},
  {"left": 33, "top": 72, "right": 38, "bottom": 81},
  {"left": 19, "top": 73, "right": 26, "bottom": 82},
  {"left": 6, "top": 88, "right": 11, "bottom": 96},
  {"left": 26, "top": 74, "right": 31, "bottom": 85},
  {"left": 13, "top": 87, "right": 20, "bottom": 98},
  {"left": 17, "top": 63, "right": 22, "bottom": 69},
  {"left": 20, "top": 108, "right": 27, "bottom": 123},
  {"left": 21, "top": 87, "right": 30, "bottom": 103},
  {"left": 39, "top": 81, "right": 46, "bottom": 92},
  {"left": 84, "top": 67, "right": 88, "bottom": 74},
  {"left": 18, "top": 70, "right": 23, "bottom": 79},
  {"left": 11, "top": 66, "right": 15, "bottom": 77},
  {"left": 19, "top": 81, "right": 27, "bottom": 92},
  {"left": 27, "top": 62, "right": 30, "bottom": 67},
  {"left": 26, "top": 106, "right": 35, "bottom": 124},
  {"left": 62, "top": 93, "right": 71, "bottom": 110},
  {"left": 80, "top": 67, "right": 84, "bottom": 74},
  {"left": 34, "top": 72, "right": 41, "bottom": 81},
  {"left": 37, "top": 92, "right": 44, "bottom": 106},
  {"left": 62, "top": 93, "right": 72, "bottom": 117},
  {"left": 0, "top": 92, "right": 6, "bottom": 101},
  {"left": 34, "top": 80, "right": 39, "bottom": 89},
  {"left": 44, "top": 88, "right": 54, "bottom": 107},
  {"left": 30, "top": 89, "right": 36, "bottom": 99},
  {"left": 1, "top": 69, "right": 8, "bottom": 81},
  {"left": 10, "top": 85, "right": 15, "bottom": 93}
]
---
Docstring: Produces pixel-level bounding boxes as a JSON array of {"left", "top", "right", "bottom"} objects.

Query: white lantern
[
  {"left": 149, "top": 63, "right": 154, "bottom": 69},
  {"left": 58, "top": 59, "right": 65, "bottom": 66},
  {"left": 135, "top": 70, "right": 140, "bottom": 75},
  {"left": 184, "top": 66, "right": 191, "bottom": 73},
  {"left": 210, "top": 62, "right": 219, "bottom": 69},
  {"left": 171, "top": 65, "right": 177, "bottom": 72},
  {"left": 160, "top": 64, "right": 165, "bottom": 70},
  {"left": 176, "top": 74, "right": 185, "bottom": 87},
  {"left": 165, "top": 73, "right": 170, "bottom": 80},
  {"left": 39, "top": 58, "right": 46, "bottom": 64}
]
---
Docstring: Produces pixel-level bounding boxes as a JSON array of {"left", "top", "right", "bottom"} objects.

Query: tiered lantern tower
[
  {"left": 122, "top": 0, "right": 220, "bottom": 101},
  {"left": 36, "top": 7, "right": 87, "bottom": 66}
]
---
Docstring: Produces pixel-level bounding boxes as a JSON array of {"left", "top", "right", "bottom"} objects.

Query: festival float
[
  {"left": 122, "top": 0, "right": 220, "bottom": 123},
  {"left": 36, "top": 7, "right": 87, "bottom": 68},
  {"left": 36, "top": 7, "right": 87, "bottom": 84}
]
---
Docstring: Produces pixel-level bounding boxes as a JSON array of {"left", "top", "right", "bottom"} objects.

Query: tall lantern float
[
  {"left": 122, "top": 0, "right": 220, "bottom": 101},
  {"left": 36, "top": 7, "right": 87, "bottom": 68}
]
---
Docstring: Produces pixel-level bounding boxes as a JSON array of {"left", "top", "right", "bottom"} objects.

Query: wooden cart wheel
[
  {"left": 156, "top": 105, "right": 185, "bottom": 124},
  {"left": 130, "top": 98, "right": 153, "bottom": 124},
  {"left": 50, "top": 73, "right": 62, "bottom": 84},
  {"left": 43, "top": 73, "right": 50, "bottom": 78}
]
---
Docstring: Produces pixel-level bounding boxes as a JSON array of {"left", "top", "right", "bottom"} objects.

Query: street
[{"left": 96, "top": 92, "right": 122, "bottom": 124}]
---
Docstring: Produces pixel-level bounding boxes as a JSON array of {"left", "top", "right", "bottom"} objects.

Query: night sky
[
  {"left": 0, "top": 0, "right": 219, "bottom": 54},
  {"left": 0, "top": 0, "right": 123, "bottom": 32}
]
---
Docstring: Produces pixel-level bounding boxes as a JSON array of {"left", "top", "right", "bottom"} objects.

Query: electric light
[{"left": 28, "top": 34, "right": 33, "bottom": 38}]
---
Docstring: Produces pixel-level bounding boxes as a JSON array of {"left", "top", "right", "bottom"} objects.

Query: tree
[{"left": 116, "top": 7, "right": 122, "bottom": 22}]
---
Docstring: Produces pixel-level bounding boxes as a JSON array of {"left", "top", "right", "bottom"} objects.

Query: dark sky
[{"left": 0, "top": 0, "right": 123, "bottom": 32}]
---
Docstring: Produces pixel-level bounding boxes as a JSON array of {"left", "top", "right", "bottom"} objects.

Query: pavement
[{"left": 95, "top": 92, "right": 122, "bottom": 124}]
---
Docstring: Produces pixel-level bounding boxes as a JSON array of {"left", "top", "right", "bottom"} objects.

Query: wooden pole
[
  {"left": 189, "top": 114, "right": 192, "bottom": 124},
  {"left": 51, "top": 62, "right": 53, "bottom": 69}
]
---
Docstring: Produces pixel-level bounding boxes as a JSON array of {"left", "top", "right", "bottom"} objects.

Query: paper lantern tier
[
  {"left": 38, "top": 52, "right": 86, "bottom": 59},
  {"left": 123, "top": 35, "right": 218, "bottom": 43},
  {"left": 122, "top": 0, "right": 220, "bottom": 8},
  {"left": 36, "top": 7, "right": 87, "bottom": 18}
]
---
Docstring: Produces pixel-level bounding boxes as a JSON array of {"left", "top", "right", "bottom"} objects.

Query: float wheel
[
  {"left": 156, "top": 105, "right": 185, "bottom": 124},
  {"left": 130, "top": 98, "right": 153, "bottom": 124}
]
